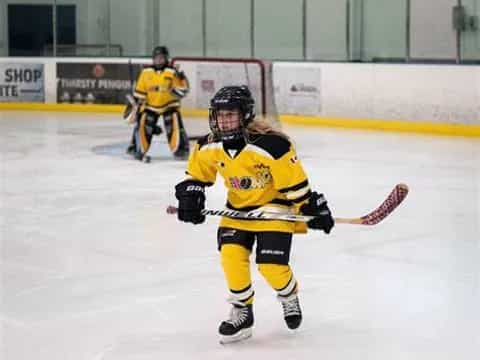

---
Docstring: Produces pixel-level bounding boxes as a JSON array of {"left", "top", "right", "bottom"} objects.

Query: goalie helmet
[
  {"left": 152, "top": 46, "right": 169, "bottom": 58},
  {"left": 152, "top": 46, "right": 170, "bottom": 69},
  {"left": 209, "top": 85, "right": 256, "bottom": 142}
]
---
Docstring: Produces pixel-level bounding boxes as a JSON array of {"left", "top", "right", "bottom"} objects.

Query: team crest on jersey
[
  {"left": 148, "top": 84, "right": 170, "bottom": 92},
  {"left": 229, "top": 166, "right": 272, "bottom": 190}
]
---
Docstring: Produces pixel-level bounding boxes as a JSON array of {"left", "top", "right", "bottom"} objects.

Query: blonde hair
[{"left": 246, "top": 117, "right": 289, "bottom": 139}]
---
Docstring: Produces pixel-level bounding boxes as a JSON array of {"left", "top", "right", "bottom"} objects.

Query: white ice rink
[{"left": 1, "top": 111, "right": 479, "bottom": 360}]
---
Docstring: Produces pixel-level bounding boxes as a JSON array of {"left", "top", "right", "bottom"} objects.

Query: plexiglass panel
[
  {"left": 254, "top": 0, "right": 303, "bottom": 60},
  {"left": 306, "top": 0, "right": 347, "bottom": 61},
  {"left": 362, "top": 0, "right": 407, "bottom": 61},
  {"left": 158, "top": 0, "right": 203, "bottom": 57},
  {"left": 460, "top": 0, "right": 480, "bottom": 62},
  {"left": 206, "top": 0, "right": 251, "bottom": 57},
  {"left": 2, "top": 0, "right": 480, "bottom": 62},
  {"left": 410, "top": 0, "right": 457, "bottom": 60}
]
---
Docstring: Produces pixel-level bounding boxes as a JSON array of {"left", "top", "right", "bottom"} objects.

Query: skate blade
[{"left": 219, "top": 328, "right": 252, "bottom": 345}]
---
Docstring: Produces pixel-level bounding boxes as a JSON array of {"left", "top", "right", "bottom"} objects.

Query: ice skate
[
  {"left": 219, "top": 302, "right": 254, "bottom": 344},
  {"left": 278, "top": 293, "right": 302, "bottom": 330},
  {"left": 125, "top": 144, "right": 135, "bottom": 155}
]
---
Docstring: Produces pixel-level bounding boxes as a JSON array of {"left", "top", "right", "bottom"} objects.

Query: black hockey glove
[
  {"left": 300, "top": 192, "right": 335, "bottom": 234},
  {"left": 177, "top": 70, "right": 186, "bottom": 80},
  {"left": 175, "top": 180, "right": 206, "bottom": 224}
]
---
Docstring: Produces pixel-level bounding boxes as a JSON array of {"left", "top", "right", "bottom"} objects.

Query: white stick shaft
[{"left": 199, "top": 208, "right": 316, "bottom": 222}]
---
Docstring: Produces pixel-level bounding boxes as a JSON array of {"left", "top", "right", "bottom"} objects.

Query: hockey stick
[
  {"left": 188, "top": 135, "right": 205, "bottom": 141},
  {"left": 166, "top": 183, "right": 409, "bottom": 226}
]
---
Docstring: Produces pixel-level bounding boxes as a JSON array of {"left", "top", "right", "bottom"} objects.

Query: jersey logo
[
  {"left": 228, "top": 168, "right": 272, "bottom": 190},
  {"left": 147, "top": 85, "right": 170, "bottom": 92}
]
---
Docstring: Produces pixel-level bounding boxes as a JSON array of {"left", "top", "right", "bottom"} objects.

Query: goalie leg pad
[
  {"left": 136, "top": 111, "right": 159, "bottom": 156},
  {"left": 163, "top": 109, "right": 190, "bottom": 157}
]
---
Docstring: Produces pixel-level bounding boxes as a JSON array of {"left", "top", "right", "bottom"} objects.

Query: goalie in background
[
  {"left": 124, "top": 46, "right": 190, "bottom": 162},
  {"left": 174, "top": 85, "right": 335, "bottom": 344}
]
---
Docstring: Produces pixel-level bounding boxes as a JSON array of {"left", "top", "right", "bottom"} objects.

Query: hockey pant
[
  {"left": 217, "top": 227, "right": 299, "bottom": 305},
  {"left": 131, "top": 109, "right": 189, "bottom": 158}
]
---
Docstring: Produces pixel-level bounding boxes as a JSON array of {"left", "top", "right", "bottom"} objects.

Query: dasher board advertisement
[
  {"left": 0, "top": 63, "right": 44, "bottom": 102},
  {"left": 56, "top": 62, "right": 142, "bottom": 104}
]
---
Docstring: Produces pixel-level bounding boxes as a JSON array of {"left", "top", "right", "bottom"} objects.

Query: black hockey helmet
[
  {"left": 152, "top": 46, "right": 169, "bottom": 58},
  {"left": 209, "top": 85, "right": 256, "bottom": 141},
  {"left": 152, "top": 46, "right": 170, "bottom": 68}
]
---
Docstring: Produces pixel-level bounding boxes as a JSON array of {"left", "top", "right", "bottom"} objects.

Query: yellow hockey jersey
[
  {"left": 134, "top": 65, "right": 189, "bottom": 114},
  {"left": 186, "top": 133, "right": 311, "bottom": 233}
]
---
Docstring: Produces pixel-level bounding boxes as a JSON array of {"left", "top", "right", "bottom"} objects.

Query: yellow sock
[{"left": 221, "top": 244, "right": 254, "bottom": 304}]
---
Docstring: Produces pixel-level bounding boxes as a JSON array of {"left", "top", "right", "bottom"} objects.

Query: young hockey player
[
  {"left": 124, "top": 46, "right": 190, "bottom": 162},
  {"left": 174, "top": 86, "right": 335, "bottom": 343}
]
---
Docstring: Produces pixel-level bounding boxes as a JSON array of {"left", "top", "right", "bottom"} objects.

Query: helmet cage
[
  {"left": 152, "top": 46, "right": 170, "bottom": 67},
  {"left": 208, "top": 86, "right": 256, "bottom": 142}
]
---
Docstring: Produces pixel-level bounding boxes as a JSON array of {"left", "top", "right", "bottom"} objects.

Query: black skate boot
[
  {"left": 278, "top": 293, "right": 302, "bottom": 330},
  {"left": 133, "top": 151, "right": 143, "bottom": 161},
  {"left": 219, "top": 302, "right": 254, "bottom": 344},
  {"left": 132, "top": 151, "right": 150, "bottom": 163},
  {"left": 126, "top": 144, "right": 135, "bottom": 155},
  {"left": 173, "top": 148, "right": 189, "bottom": 160}
]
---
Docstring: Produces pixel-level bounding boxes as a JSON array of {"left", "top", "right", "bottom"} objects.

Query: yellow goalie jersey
[
  {"left": 186, "top": 133, "right": 311, "bottom": 233},
  {"left": 134, "top": 65, "right": 189, "bottom": 114}
]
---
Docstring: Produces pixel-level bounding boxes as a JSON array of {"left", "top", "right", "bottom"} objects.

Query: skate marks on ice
[
  {"left": 91, "top": 136, "right": 199, "bottom": 162},
  {"left": 91, "top": 141, "right": 174, "bottom": 162},
  {"left": 89, "top": 327, "right": 312, "bottom": 360}
]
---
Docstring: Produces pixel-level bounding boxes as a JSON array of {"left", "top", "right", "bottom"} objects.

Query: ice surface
[{"left": 0, "top": 111, "right": 479, "bottom": 359}]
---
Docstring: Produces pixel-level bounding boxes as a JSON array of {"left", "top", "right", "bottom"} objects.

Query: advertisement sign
[
  {"left": 195, "top": 63, "right": 263, "bottom": 110},
  {"left": 274, "top": 65, "right": 322, "bottom": 116},
  {"left": 56, "top": 63, "right": 142, "bottom": 104},
  {"left": 0, "top": 63, "right": 44, "bottom": 102}
]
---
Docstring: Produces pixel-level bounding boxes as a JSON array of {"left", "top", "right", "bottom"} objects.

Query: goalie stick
[
  {"left": 167, "top": 183, "right": 409, "bottom": 226},
  {"left": 188, "top": 135, "right": 205, "bottom": 141}
]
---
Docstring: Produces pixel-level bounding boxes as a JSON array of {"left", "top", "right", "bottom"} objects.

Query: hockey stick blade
[
  {"left": 335, "top": 183, "right": 409, "bottom": 225},
  {"left": 166, "top": 183, "right": 409, "bottom": 226}
]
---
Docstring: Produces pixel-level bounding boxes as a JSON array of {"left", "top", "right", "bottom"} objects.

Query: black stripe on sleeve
[
  {"left": 278, "top": 180, "right": 309, "bottom": 194},
  {"left": 290, "top": 190, "right": 311, "bottom": 204}
]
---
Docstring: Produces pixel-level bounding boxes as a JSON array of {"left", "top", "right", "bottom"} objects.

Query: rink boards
[{"left": 1, "top": 57, "right": 480, "bottom": 137}]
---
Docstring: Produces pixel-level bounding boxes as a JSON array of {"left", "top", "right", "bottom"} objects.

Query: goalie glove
[
  {"left": 123, "top": 94, "right": 139, "bottom": 124},
  {"left": 177, "top": 70, "right": 186, "bottom": 80},
  {"left": 174, "top": 180, "right": 206, "bottom": 224},
  {"left": 300, "top": 192, "right": 335, "bottom": 234}
]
